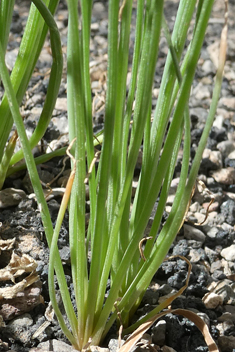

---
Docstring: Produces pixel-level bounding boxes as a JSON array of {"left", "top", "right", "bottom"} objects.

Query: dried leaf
[
  {"left": 0, "top": 251, "right": 37, "bottom": 282},
  {"left": 0, "top": 315, "right": 5, "bottom": 328},
  {"left": 0, "top": 238, "right": 15, "bottom": 253},
  {"left": 119, "top": 309, "right": 218, "bottom": 352},
  {"left": 0, "top": 271, "right": 39, "bottom": 299}
]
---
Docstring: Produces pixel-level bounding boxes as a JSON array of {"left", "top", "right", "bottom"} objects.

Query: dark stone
[
  {"left": 142, "top": 287, "right": 159, "bottom": 305},
  {"left": 224, "top": 158, "right": 235, "bottom": 168},
  {"left": 205, "top": 229, "right": 234, "bottom": 248},
  {"left": 172, "top": 240, "right": 190, "bottom": 257},
  {"left": 164, "top": 313, "right": 208, "bottom": 352},
  {"left": 209, "top": 126, "right": 227, "bottom": 143},
  {"left": 17, "top": 198, "right": 37, "bottom": 210},
  {"left": 47, "top": 199, "right": 60, "bottom": 220},
  {"left": 227, "top": 184, "right": 235, "bottom": 193},
  {"left": 10, "top": 21, "right": 23, "bottom": 34},
  {"left": 59, "top": 246, "right": 71, "bottom": 262},
  {"left": 220, "top": 200, "right": 235, "bottom": 225},
  {"left": 167, "top": 270, "right": 188, "bottom": 289},
  {"left": 206, "top": 137, "right": 218, "bottom": 150},
  {"left": 212, "top": 270, "right": 227, "bottom": 280}
]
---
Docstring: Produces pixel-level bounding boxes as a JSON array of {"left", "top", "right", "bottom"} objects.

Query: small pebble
[
  {"left": 152, "top": 320, "right": 166, "bottom": 346},
  {"left": 188, "top": 249, "right": 202, "bottom": 263},
  {"left": 220, "top": 200, "right": 235, "bottom": 226},
  {"left": 211, "top": 167, "right": 235, "bottom": 185},
  {"left": 221, "top": 244, "right": 235, "bottom": 261},
  {"left": 217, "top": 140, "right": 235, "bottom": 157},
  {"left": 203, "top": 292, "right": 223, "bottom": 309},
  {"left": 0, "top": 188, "right": 26, "bottom": 208},
  {"left": 32, "top": 340, "right": 78, "bottom": 352},
  {"left": 202, "top": 149, "right": 222, "bottom": 170},
  {"left": 183, "top": 224, "right": 206, "bottom": 243},
  {"left": 5, "top": 314, "right": 33, "bottom": 344},
  {"left": 210, "top": 260, "right": 223, "bottom": 273}
]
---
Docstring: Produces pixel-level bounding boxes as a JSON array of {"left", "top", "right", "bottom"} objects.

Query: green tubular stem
[
  {"left": 0, "top": 0, "right": 14, "bottom": 90},
  {"left": 48, "top": 166, "right": 80, "bottom": 349},
  {"left": 128, "top": 106, "right": 191, "bottom": 319},
  {"left": 121, "top": 0, "right": 144, "bottom": 180},
  {"left": 0, "top": 34, "right": 77, "bottom": 348},
  {"left": 0, "top": 0, "right": 15, "bottom": 54},
  {"left": 119, "top": 0, "right": 221, "bottom": 330},
  {"left": 9, "top": 0, "right": 63, "bottom": 167},
  {"left": 6, "top": 147, "right": 67, "bottom": 177},
  {"left": 133, "top": 13, "right": 188, "bottom": 275},
  {"left": 84, "top": 0, "right": 120, "bottom": 341},
  {"left": 114, "top": 0, "right": 145, "bottom": 287},
  {"left": 122, "top": 102, "right": 152, "bottom": 295},
  {"left": 125, "top": 4, "right": 189, "bottom": 286},
  {"left": 90, "top": 0, "right": 214, "bottom": 345},
  {"left": 0, "top": 133, "right": 17, "bottom": 190},
  {"left": 128, "top": 12, "right": 185, "bottom": 238},
  {"left": 90, "top": 0, "right": 165, "bottom": 345},
  {"left": 129, "top": 0, "right": 214, "bottom": 247},
  {"left": 80, "top": 0, "right": 96, "bottom": 239},
  {"left": 133, "top": 0, "right": 196, "bottom": 222},
  {"left": 107, "top": 0, "right": 133, "bottom": 230},
  {"left": 0, "top": 0, "right": 79, "bottom": 346},
  {"left": 67, "top": 0, "right": 87, "bottom": 345},
  {"left": 0, "top": 0, "right": 59, "bottom": 162},
  {"left": 98, "top": 0, "right": 226, "bottom": 341},
  {"left": 102, "top": 106, "right": 190, "bottom": 336},
  {"left": 122, "top": 55, "right": 224, "bottom": 331},
  {"left": 125, "top": 120, "right": 184, "bottom": 316},
  {"left": 99, "top": 0, "right": 133, "bottom": 308},
  {"left": 105, "top": 104, "right": 190, "bottom": 335}
]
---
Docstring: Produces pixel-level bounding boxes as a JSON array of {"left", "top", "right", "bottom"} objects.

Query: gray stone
[
  {"left": 211, "top": 167, "right": 235, "bottom": 185},
  {"left": 210, "top": 260, "right": 223, "bottom": 273},
  {"left": 220, "top": 200, "right": 235, "bottom": 226},
  {"left": 219, "top": 305, "right": 235, "bottom": 323},
  {"left": 92, "top": 2, "right": 106, "bottom": 21},
  {"left": 217, "top": 140, "right": 235, "bottom": 158},
  {"left": 108, "top": 338, "right": 125, "bottom": 352},
  {"left": 35, "top": 340, "right": 78, "bottom": 352},
  {"left": 202, "top": 149, "right": 222, "bottom": 169},
  {"left": 6, "top": 314, "right": 33, "bottom": 344},
  {"left": 218, "top": 336, "right": 235, "bottom": 352},
  {"left": 152, "top": 320, "right": 166, "bottom": 346},
  {"left": 0, "top": 188, "right": 26, "bottom": 208},
  {"left": 188, "top": 249, "right": 202, "bottom": 263},
  {"left": 204, "top": 246, "right": 219, "bottom": 264},
  {"left": 212, "top": 280, "right": 235, "bottom": 305},
  {"left": 193, "top": 82, "right": 211, "bottom": 100},
  {"left": 183, "top": 224, "right": 206, "bottom": 243},
  {"left": 206, "top": 226, "right": 219, "bottom": 239},
  {"left": 201, "top": 59, "right": 215, "bottom": 74},
  {"left": 51, "top": 116, "right": 69, "bottom": 134}
]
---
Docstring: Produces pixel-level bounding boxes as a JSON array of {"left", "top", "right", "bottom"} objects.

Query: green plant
[
  {"left": 0, "top": 0, "right": 227, "bottom": 350},
  {"left": 0, "top": 0, "right": 62, "bottom": 188}
]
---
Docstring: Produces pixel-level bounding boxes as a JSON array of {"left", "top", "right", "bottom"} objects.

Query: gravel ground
[{"left": 1, "top": 0, "right": 235, "bottom": 351}]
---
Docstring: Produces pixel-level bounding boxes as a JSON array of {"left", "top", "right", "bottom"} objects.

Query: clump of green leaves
[{"left": 0, "top": 0, "right": 227, "bottom": 350}]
